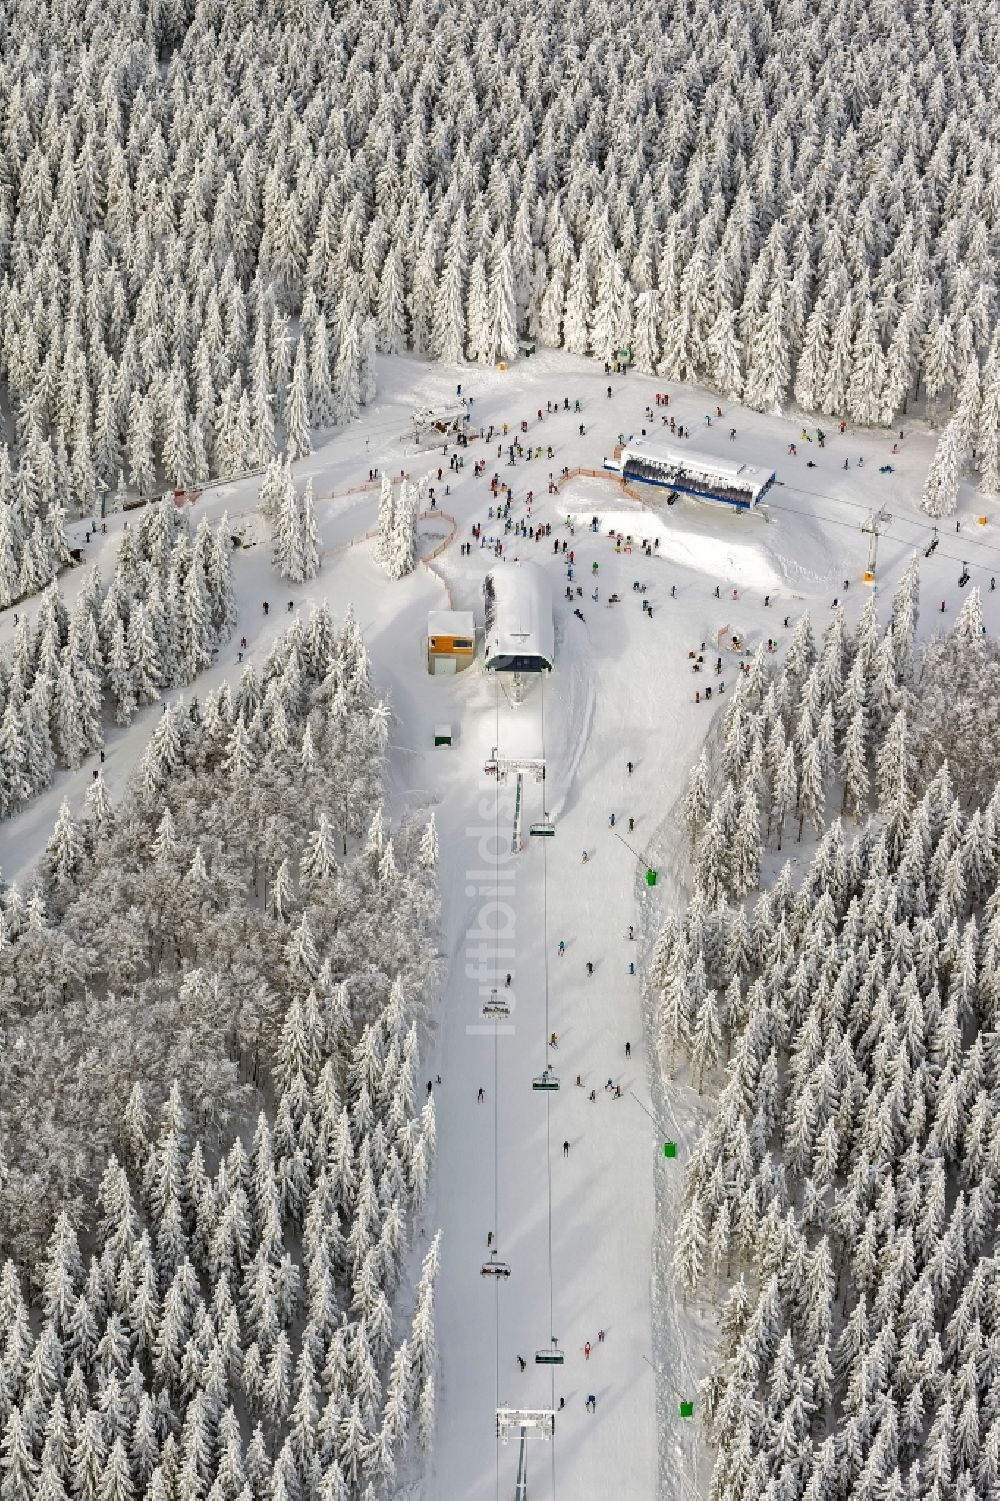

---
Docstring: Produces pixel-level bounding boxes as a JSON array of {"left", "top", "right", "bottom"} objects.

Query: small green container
[
  {"left": 680, "top": 1401, "right": 694, "bottom": 1418},
  {"left": 646, "top": 869, "right": 657, "bottom": 887},
  {"left": 663, "top": 1141, "right": 677, "bottom": 1159}
]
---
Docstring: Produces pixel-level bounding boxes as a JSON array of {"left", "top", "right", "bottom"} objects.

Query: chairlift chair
[
  {"left": 532, "top": 1071, "right": 560, "bottom": 1092},
  {"left": 482, "top": 993, "right": 511, "bottom": 1019},
  {"left": 959, "top": 565, "right": 971, "bottom": 587},
  {"left": 529, "top": 817, "right": 555, "bottom": 838},
  {"left": 535, "top": 1344, "right": 565, "bottom": 1366},
  {"left": 481, "top": 1255, "right": 512, "bottom": 1279}
]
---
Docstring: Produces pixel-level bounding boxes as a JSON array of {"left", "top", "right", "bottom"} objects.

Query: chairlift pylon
[{"left": 532, "top": 1070, "right": 560, "bottom": 1092}]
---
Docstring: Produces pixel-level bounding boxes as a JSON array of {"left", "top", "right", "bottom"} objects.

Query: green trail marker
[
  {"left": 663, "top": 1141, "right": 677, "bottom": 1158},
  {"left": 680, "top": 1401, "right": 694, "bottom": 1418},
  {"left": 646, "top": 869, "right": 657, "bottom": 887}
]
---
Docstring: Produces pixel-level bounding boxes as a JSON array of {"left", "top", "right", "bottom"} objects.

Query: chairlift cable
[{"left": 540, "top": 675, "right": 558, "bottom": 1496}]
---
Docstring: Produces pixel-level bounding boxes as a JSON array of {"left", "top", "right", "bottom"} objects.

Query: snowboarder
[
  {"left": 563, "top": 1140, "right": 570, "bottom": 1157},
  {"left": 628, "top": 962, "right": 635, "bottom": 975},
  {"left": 477, "top": 1087, "right": 485, "bottom": 1103}
]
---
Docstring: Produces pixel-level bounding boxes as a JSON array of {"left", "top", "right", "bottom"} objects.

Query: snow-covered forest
[
  {"left": 658, "top": 574, "right": 1000, "bottom": 1499},
  {"left": 0, "top": 610, "right": 443, "bottom": 1498},
  {"left": 0, "top": 504, "right": 235, "bottom": 822},
  {"left": 1, "top": 0, "right": 999, "bottom": 603}
]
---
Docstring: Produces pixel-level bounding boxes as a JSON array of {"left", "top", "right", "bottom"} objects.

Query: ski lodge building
[
  {"left": 427, "top": 610, "right": 476, "bottom": 674},
  {"left": 483, "top": 562, "right": 554, "bottom": 674},
  {"left": 604, "top": 441, "right": 776, "bottom": 511}
]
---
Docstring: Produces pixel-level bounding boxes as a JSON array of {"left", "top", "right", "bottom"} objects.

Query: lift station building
[
  {"left": 604, "top": 441, "right": 776, "bottom": 510},
  {"left": 483, "top": 562, "right": 554, "bottom": 675}
]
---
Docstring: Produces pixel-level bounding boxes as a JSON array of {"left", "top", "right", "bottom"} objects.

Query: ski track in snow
[{"left": 5, "top": 348, "right": 1000, "bottom": 1499}]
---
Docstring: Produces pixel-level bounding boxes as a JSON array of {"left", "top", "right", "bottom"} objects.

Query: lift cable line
[
  {"left": 539, "top": 672, "right": 559, "bottom": 1498},
  {"left": 488, "top": 673, "right": 556, "bottom": 1500}
]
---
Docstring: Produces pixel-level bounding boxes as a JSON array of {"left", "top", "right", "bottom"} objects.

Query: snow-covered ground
[{"left": 4, "top": 349, "right": 1000, "bottom": 1498}]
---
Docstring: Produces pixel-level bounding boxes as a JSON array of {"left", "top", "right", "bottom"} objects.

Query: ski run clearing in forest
[{"left": 3, "top": 349, "right": 1000, "bottom": 1501}]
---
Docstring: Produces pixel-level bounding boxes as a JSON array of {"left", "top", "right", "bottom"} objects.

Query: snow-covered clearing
[{"left": 5, "top": 348, "right": 1000, "bottom": 1498}]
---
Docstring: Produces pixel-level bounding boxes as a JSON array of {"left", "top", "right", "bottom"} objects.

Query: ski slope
[{"left": 4, "top": 349, "right": 1000, "bottom": 1500}]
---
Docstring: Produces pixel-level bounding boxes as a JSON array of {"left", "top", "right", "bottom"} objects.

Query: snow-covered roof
[
  {"left": 412, "top": 405, "right": 468, "bottom": 428},
  {"left": 428, "top": 610, "right": 475, "bottom": 638},
  {"left": 483, "top": 562, "right": 554, "bottom": 672},
  {"left": 619, "top": 441, "right": 774, "bottom": 500}
]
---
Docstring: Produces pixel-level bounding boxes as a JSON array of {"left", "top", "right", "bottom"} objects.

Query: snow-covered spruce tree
[{"left": 920, "top": 417, "right": 962, "bottom": 517}]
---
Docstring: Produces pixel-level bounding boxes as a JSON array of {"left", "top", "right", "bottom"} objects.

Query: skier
[
  {"left": 550, "top": 1032, "right": 558, "bottom": 1049},
  {"left": 589, "top": 1089, "right": 597, "bottom": 1101},
  {"left": 505, "top": 973, "right": 512, "bottom": 988},
  {"left": 626, "top": 760, "right": 634, "bottom": 774},
  {"left": 487, "top": 1231, "right": 494, "bottom": 1248},
  {"left": 628, "top": 962, "right": 636, "bottom": 975},
  {"left": 586, "top": 1395, "right": 596, "bottom": 1413},
  {"left": 598, "top": 1329, "right": 606, "bottom": 1343},
  {"left": 628, "top": 817, "right": 634, "bottom": 832},
  {"left": 477, "top": 1087, "right": 485, "bottom": 1103},
  {"left": 563, "top": 1140, "right": 570, "bottom": 1157},
  {"left": 606, "top": 385, "right": 612, "bottom": 398},
  {"left": 559, "top": 1398, "right": 565, "bottom": 1411},
  {"left": 609, "top": 812, "right": 616, "bottom": 827},
  {"left": 426, "top": 1080, "right": 433, "bottom": 1097},
  {"left": 581, "top": 850, "right": 589, "bottom": 862},
  {"left": 263, "top": 601, "right": 270, "bottom": 615},
  {"left": 585, "top": 1341, "right": 592, "bottom": 1359},
  {"left": 558, "top": 940, "right": 565, "bottom": 955},
  {"left": 729, "top": 428, "right": 736, "bottom": 440},
  {"left": 586, "top": 961, "right": 594, "bottom": 975},
  {"left": 628, "top": 925, "right": 634, "bottom": 940},
  {"left": 625, "top": 1041, "right": 631, "bottom": 1058},
  {"left": 517, "top": 1357, "right": 526, "bottom": 1372}
]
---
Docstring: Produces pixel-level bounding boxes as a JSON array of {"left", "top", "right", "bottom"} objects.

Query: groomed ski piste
[{"left": 4, "top": 347, "right": 999, "bottom": 1501}]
